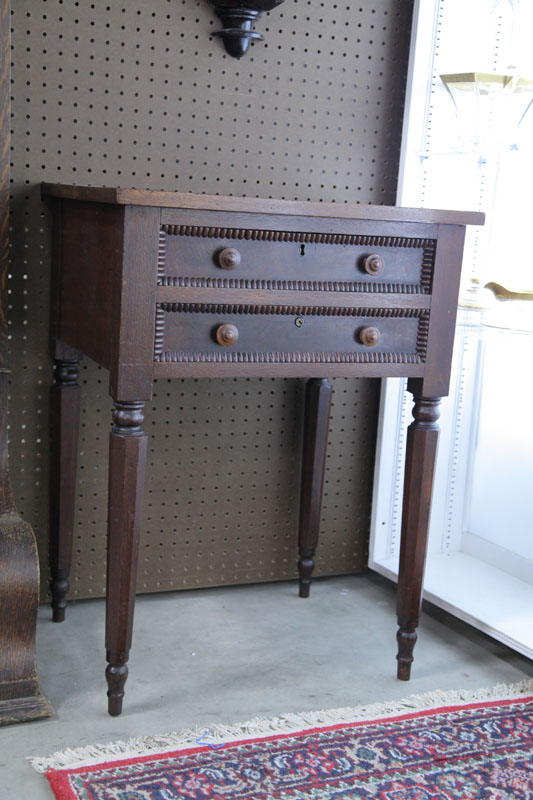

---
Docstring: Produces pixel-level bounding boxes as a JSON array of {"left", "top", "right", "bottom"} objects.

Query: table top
[{"left": 41, "top": 183, "right": 485, "bottom": 228}]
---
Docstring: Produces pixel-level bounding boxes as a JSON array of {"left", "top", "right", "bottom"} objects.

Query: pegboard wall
[{"left": 8, "top": 0, "right": 413, "bottom": 600}]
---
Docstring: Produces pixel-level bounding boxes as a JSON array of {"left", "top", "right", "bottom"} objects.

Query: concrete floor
[{"left": 2, "top": 573, "right": 533, "bottom": 797}]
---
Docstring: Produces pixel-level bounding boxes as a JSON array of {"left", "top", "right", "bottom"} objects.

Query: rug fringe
[{"left": 29, "top": 678, "right": 533, "bottom": 774}]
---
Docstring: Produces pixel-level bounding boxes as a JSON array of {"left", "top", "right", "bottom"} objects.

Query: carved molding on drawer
[
  {"left": 154, "top": 305, "right": 166, "bottom": 356},
  {"left": 157, "top": 229, "right": 167, "bottom": 283},
  {"left": 153, "top": 305, "right": 429, "bottom": 361},
  {"left": 158, "top": 303, "right": 423, "bottom": 317},
  {"left": 158, "top": 276, "right": 427, "bottom": 294},
  {"left": 154, "top": 350, "right": 424, "bottom": 365},
  {"left": 158, "top": 227, "right": 436, "bottom": 293},
  {"left": 416, "top": 311, "right": 430, "bottom": 358},
  {"left": 421, "top": 244, "right": 434, "bottom": 293},
  {"left": 153, "top": 305, "right": 430, "bottom": 362},
  {"left": 161, "top": 224, "right": 434, "bottom": 248}
]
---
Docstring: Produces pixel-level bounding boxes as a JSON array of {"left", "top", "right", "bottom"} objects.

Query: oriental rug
[{"left": 32, "top": 681, "right": 533, "bottom": 799}]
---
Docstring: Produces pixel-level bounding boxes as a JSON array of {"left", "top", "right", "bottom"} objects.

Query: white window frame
[{"left": 368, "top": 0, "right": 533, "bottom": 659}]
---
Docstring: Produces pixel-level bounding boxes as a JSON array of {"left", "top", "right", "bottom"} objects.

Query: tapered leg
[
  {"left": 396, "top": 392, "right": 441, "bottom": 680},
  {"left": 105, "top": 401, "right": 147, "bottom": 716},
  {"left": 49, "top": 357, "right": 81, "bottom": 622},
  {"left": 298, "top": 378, "right": 332, "bottom": 598}
]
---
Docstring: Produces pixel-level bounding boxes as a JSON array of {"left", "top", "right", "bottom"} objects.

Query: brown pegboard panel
[
  {"left": 8, "top": 0, "right": 412, "bottom": 600},
  {"left": 71, "top": 374, "right": 379, "bottom": 597}
]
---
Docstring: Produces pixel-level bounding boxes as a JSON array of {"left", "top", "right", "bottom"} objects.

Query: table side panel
[
  {"left": 58, "top": 201, "right": 125, "bottom": 371},
  {"left": 110, "top": 205, "right": 161, "bottom": 401},
  {"left": 415, "top": 223, "right": 466, "bottom": 398}
]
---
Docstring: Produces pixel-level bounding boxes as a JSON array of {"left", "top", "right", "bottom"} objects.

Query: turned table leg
[
  {"left": 298, "top": 378, "right": 332, "bottom": 598},
  {"left": 49, "top": 357, "right": 81, "bottom": 622},
  {"left": 396, "top": 391, "right": 441, "bottom": 680},
  {"left": 105, "top": 401, "right": 147, "bottom": 716}
]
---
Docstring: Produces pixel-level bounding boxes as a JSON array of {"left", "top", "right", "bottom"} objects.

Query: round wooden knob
[
  {"left": 359, "top": 326, "right": 380, "bottom": 347},
  {"left": 218, "top": 247, "right": 241, "bottom": 270},
  {"left": 363, "top": 253, "right": 384, "bottom": 276},
  {"left": 216, "top": 323, "right": 239, "bottom": 347}
]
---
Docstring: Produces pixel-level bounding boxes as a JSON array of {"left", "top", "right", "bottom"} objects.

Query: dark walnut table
[{"left": 42, "top": 183, "right": 483, "bottom": 716}]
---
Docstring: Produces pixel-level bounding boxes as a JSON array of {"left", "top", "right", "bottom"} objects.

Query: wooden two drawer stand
[{"left": 43, "top": 184, "right": 483, "bottom": 716}]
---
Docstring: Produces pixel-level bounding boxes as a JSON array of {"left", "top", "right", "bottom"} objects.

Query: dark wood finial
[{"left": 208, "top": 1, "right": 286, "bottom": 59}]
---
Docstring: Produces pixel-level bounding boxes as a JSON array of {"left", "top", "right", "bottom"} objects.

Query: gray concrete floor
[{"left": 2, "top": 573, "right": 533, "bottom": 797}]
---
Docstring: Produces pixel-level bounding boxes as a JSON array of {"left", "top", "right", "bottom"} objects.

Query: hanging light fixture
[
  {"left": 440, "top": 0, "right": 533, "bottom": 153},
  {"left": 208, "top": 1, "right": 286, "bottom": 59},
  {"left": 440, "top": 72, "right": 533, "bottom": 153}
]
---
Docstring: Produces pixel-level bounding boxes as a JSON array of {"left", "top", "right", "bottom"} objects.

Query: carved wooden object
[
  {"left": 209, "top": 0, "right": 286, "bottom": 59},
  {"left": 50, "top": 357, "right": 81, "bottom": 622},
  {"left": 106, "top": 402, "right": 147, "bottom": 716},
  {"left": 396, "top": 391, "right": 441, "bottom": 680},
  {"left": 0, "top": 0, "right": 53, "bottom": 725},
  {"left": 298, "top": 378, "right": 332, "bottom": 598},
  {"left": 42, "top": 182, "right": 483, "bottom": 715}
]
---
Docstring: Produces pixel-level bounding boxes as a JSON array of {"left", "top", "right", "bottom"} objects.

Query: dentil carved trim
[
  {"left": 158, "top": 275, "right": 426, "bottom": 294},
  {"left": 161, "top": 224, "right": 434, "bottom": 248},
  {"left": 416, "top": 311, "right": 430, "bottom": 358},
  {"left": 158, "top": 302, "right": 423, "bottom": 318},
  {"left": 158, "top": 227, "right": 436, "bottom": 293},
  {"left": 155, "top": 350, "right": 424, "bottom": 365},
  {"left": 157, "top": 229, "right": 167, "bottom": 284},
  {"left": 154, "top": 305, "right": 166, "bottom": 358},
  {"left": 421, "top": 240, "right": 435, "bottom": 293}
]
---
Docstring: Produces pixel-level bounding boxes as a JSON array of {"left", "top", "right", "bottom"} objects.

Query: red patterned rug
[{"left": 32, "top": 683, "right": 533, "bottom": 799}]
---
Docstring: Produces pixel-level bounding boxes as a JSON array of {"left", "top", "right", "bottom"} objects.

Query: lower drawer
[{"left": 154, "top": 304, "right": 427, "bottom": 366}]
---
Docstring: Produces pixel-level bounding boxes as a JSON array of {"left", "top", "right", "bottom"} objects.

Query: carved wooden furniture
[
  {"left": 42, "top": 183, "right": 483, "bottom": 716},
  {"left": 0, "top": 0, "right": 53, "bottom": 726}
]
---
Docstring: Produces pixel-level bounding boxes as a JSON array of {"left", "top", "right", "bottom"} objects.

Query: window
[{"left": 369, "top": 0, "right": 533, "bottom": 657}]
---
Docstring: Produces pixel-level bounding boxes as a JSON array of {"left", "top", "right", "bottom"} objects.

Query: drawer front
[
  {"left": 154, "top": 304, "right": 429, "bottom": 366},
  {"left": 158, "top": 225, "right": 435, "bottom": 294}
]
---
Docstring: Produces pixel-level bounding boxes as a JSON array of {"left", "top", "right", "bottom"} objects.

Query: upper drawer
[{"left": 158, "top": 225, "right": 435, "bottom": 294}]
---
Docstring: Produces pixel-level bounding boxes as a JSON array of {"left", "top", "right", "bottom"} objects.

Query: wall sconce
[{"left": 208, "top": 1, "right": 286, "bottom": 59}]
